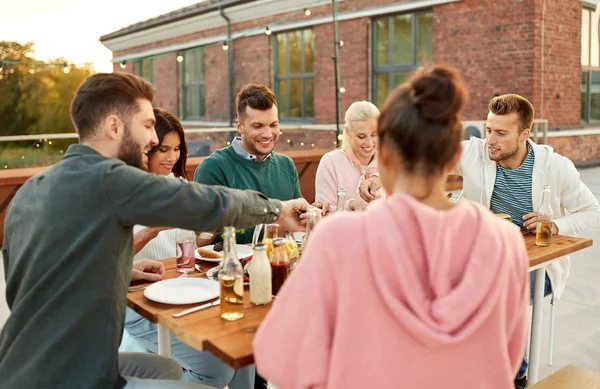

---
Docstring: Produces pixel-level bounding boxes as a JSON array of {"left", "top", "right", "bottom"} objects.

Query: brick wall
[
  {"left": 433, "top": 0, "right": 538, "bottom": 120},
  {"left": 110, "top": 0, "right": 583, "bottom": 128},
  {"left": 204, "top": 45, "right": 230, "bottom": 121},
  {"left": 548, "top": 135, "right": 600, "bottom": 163},
  {"left": 433, "top": 0, "right": 581, "bottom": 128},
  {"left": 531, "top": 0, "right": 581, "bottom": 128}
]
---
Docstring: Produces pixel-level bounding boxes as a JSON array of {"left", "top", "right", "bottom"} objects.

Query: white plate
[
  {"left": 206, "top": 267, "right": 249, "bottom": 286},
  {"left": 144, "top": 278, "right": 219, "bottom": 305},
  {"left": 195, "top": 244, "right": 253, "bottom": 262}
]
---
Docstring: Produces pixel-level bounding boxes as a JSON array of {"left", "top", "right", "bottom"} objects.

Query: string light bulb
[
  {"left": 339, "top": 40, "right": 344, "bottom": 47},
  {"left": 63, "top": 63, "right": 70, "bottom": 74},
  {"left": 222, "top": 41, "right": 229, "bottom": 51},
  {"left": 337, "top": 134, "right": 343, "bottom": 141},
  {"left": 0, "top": 61, "right": 3, "bottom": 71},
  {"left": 265, "top": 26, "right": 272, "bottom": 36},
  {"left": 339, "top": 87, "right": 346, "bottom": 93},
  {"left": 304, "top": 8, "right": 311, "bottom": 16},
  {"left": 120, "top": 61, "right": 127, "bottom": 69},
  {"left": 177, "top": 54, "right": 184, "bottom": 63}
]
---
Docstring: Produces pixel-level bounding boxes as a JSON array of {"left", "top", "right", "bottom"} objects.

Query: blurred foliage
[
  {"left": 0, "top": 41, "right": 93, "bottom": 167},
  {"left": 0, "top": 41, "right": 93, "bottom": 136}
]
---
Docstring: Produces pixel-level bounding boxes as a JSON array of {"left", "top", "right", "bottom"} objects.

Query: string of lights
[
  {"left": 1, "top": 0, "right": 347, "bottom": 168},
  {"left": 115, "top": 0, "right": 329, "bottom": 68}
]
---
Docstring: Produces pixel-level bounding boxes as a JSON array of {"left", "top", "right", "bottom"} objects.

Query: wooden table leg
[
  {"left": 158, "top": 324, "right": 172, "bottom": 357},
  {"left": 529, "top": 268, "right": 545, "bottom": 384}
]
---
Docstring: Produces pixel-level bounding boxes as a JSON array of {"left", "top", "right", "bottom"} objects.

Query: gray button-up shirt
[{"left": 0, "top": 144, "right": 282, "bottom": 389}]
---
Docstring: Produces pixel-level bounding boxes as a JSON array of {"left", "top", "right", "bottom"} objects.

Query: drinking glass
[{"left": 176, "top": 229, "right": 196, "bottom": 273}]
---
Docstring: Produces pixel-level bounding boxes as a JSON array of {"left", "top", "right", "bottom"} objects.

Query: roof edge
[{"left": 100, "top": 0, "right": 254, "bottom": 42}]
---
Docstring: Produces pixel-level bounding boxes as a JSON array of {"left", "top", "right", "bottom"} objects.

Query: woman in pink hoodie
[{"left": 253, "top": 65, "right": 529, "bottom": 389}]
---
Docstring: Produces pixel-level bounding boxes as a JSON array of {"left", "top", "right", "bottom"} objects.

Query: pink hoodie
[{"left": 253, "top": 194, "right": 529, "bottom": 389}]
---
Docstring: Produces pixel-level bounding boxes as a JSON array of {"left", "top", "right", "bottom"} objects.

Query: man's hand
[
  {"left": 359, "top": 176, "right": 382, "bottom": 203},
  {"left": 350, "top": 198, "right": 369, "bottom": 211},
  {"left": 275, "top": 198, "right": 310, "bottom": 232},
  {"left": 522, "top": 212, "right": 559, "bottom": 235},
  {"left": 131, "top": 259, "right": 165, "bottom": 283},
  {"left": 311, "top": 201, "right": 332, "bottom": 216}
]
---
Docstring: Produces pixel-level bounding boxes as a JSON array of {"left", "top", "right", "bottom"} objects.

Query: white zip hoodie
[{"left": 455, "top": 138, "right": 600, "bottom": 299}]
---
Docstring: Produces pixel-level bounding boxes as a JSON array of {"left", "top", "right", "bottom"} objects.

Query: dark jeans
[{"left": 516, "top": 272, "right": 553, "bottom": 379}]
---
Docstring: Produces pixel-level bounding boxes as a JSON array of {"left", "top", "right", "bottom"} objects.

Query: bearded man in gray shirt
[{"left": 0, "top": 72, "right": 308, "bottom": 389}]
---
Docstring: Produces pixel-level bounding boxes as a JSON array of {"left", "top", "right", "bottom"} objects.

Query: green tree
[{"left": 0, "top": 41, "right": 93, "bottom": 137}]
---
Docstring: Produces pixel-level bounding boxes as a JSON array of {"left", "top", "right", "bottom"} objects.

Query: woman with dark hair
[
  {"left": 147, "top": 107, "right": 188, "bottom": 179},
  {"left": 253, "top": 65, "right": 529, "bottom": 389},
  {"left": 132, "top": 108, "right": 190, "bottom": 260}
]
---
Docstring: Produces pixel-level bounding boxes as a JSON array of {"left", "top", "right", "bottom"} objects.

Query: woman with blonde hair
[{"left": 315, "top": 101, "right": 381, "bottom": 211}]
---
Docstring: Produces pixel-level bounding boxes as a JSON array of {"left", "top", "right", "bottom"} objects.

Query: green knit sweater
[{"left": 194, "top": 145, "right": 302, "bottom": 243}]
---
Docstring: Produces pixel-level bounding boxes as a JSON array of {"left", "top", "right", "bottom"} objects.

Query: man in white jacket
[{"left": 360, "top": 94, "right": 600, "bottom": 387}]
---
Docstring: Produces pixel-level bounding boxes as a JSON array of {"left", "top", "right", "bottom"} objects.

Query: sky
[{"left": 0, "top": 0, "right": 204, "bottom": 72}]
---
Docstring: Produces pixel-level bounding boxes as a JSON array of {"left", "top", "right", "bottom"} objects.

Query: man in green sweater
[{"left": 195, "top": 84, "right": 303, "bottom": 244}]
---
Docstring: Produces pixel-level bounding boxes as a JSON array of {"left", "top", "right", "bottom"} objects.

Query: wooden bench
[{"left": 529, "top": 365, "right": 600, "bottom": 388}]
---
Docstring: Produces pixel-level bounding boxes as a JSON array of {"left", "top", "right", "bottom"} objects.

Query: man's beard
[
  {"left": 491, "top": 143, "right": 520, "bottom": 163},
  {"left": 117, "top": 125, "right": 147, "bottom": 170}
]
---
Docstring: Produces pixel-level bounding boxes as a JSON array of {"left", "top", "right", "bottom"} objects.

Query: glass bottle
[
  {"left": 270, "top": 238, "right": 289, "bottom": 295},
  {"left": 284, "top": 231, "right": 300, "bottom": 271},
  {"left": 302, "top": 207, "right": 321, "bottom": 250},
  {"left": 535, "top": 185, "right": 554, "bottom": 247},
  {"left": 262, "top": 223, "right": 280, "bottom": 259},
  {"left": 219, "top": 226, "right": 244, "bottom": 320},
  {"left": 248, "top": 244, "right": 272, "bottom": 305},
  {"left": 336, "top": 188, "right": 347, "bottom": 212}
]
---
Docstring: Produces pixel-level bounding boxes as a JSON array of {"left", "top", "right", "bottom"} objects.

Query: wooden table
[
  {"left": 529, "top": 365, "right": 600, "bottom": 388},
  {"left": 127, "top": 233, "right": 593, "bottom": 375},
  {"left": 524, "top": 233, "right": 592, "bottom": 385}
]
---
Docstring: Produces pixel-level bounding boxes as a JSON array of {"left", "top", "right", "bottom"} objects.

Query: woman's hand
[{"left": 131, "top": 259, "right": 165, "bottom": 282}]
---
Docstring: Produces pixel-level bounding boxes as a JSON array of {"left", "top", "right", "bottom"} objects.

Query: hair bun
[{"left": 408, "top": 66, "right": 468, "bottom": 124}]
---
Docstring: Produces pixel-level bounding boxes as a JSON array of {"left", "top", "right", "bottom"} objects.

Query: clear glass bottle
[
  {"left": 219, "top": 226, "right": 244, "bottom": 320},
  {"left": 284, "top": 231, "right": 300, "bottom": 271},
  {"left": 302, "top": 207, "right": 321, "bottom": 250},
  {"left": 535, "top": 185, "right": 554, "bottom": 247},
  {"left": 248, "top": 244, "right": 272, "bottom": 305},
  {"left": 336, "top": 188, "right": 346, "bottom": 212},
  {"left": 270, "top": 238, "right": 289, "bottom": 295}
]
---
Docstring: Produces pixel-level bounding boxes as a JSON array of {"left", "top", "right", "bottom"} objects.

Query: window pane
[
  {"left": 289, "top": 78, "right": 302, "bottom": 118},
  {"left": 375, "top": 73, "right": 389, "bottom": 108},
  {"left": 393, "top": 14, "right": 413, "bottom": 65},
  {"left": 393, "top": 71, "right": 411, "bottom": 88},
  {"left": 289, "top": 31, "right": 302, "bottom": 74},
  {"left": 277, "top": 34, "right": 287, "bottom": 75},
  {"left": 184, "top": 85, "right": 200, "bottom": 119},
  {"left": 137, "top": 59, "right": 153, "bottom": 82},
  {"left": 590, "top": 72, "right": 600, "bottom": 122},
  {"left": 277, "top": 80, "right": 288, "bottom": 119},
  {"left": 184, "top": 48, "right": 202, "bottom": 83},
  {"left": 582, "top": 9, "right": 591, "bottom": 66},
  {"left": 305, "top": 78, "right": 314, "bottom": 118},
  {"left": 582, "top": 71, "right": 589, "bottom": 122},
  {"left": 375, "top": 18, "right": 389, "bottom": 67},
  {"left": 304, "top": 29, "right": 314, "bottom": 73},
  {"left": 417, "top": 13, "right": 433, "bottom": 63}
]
